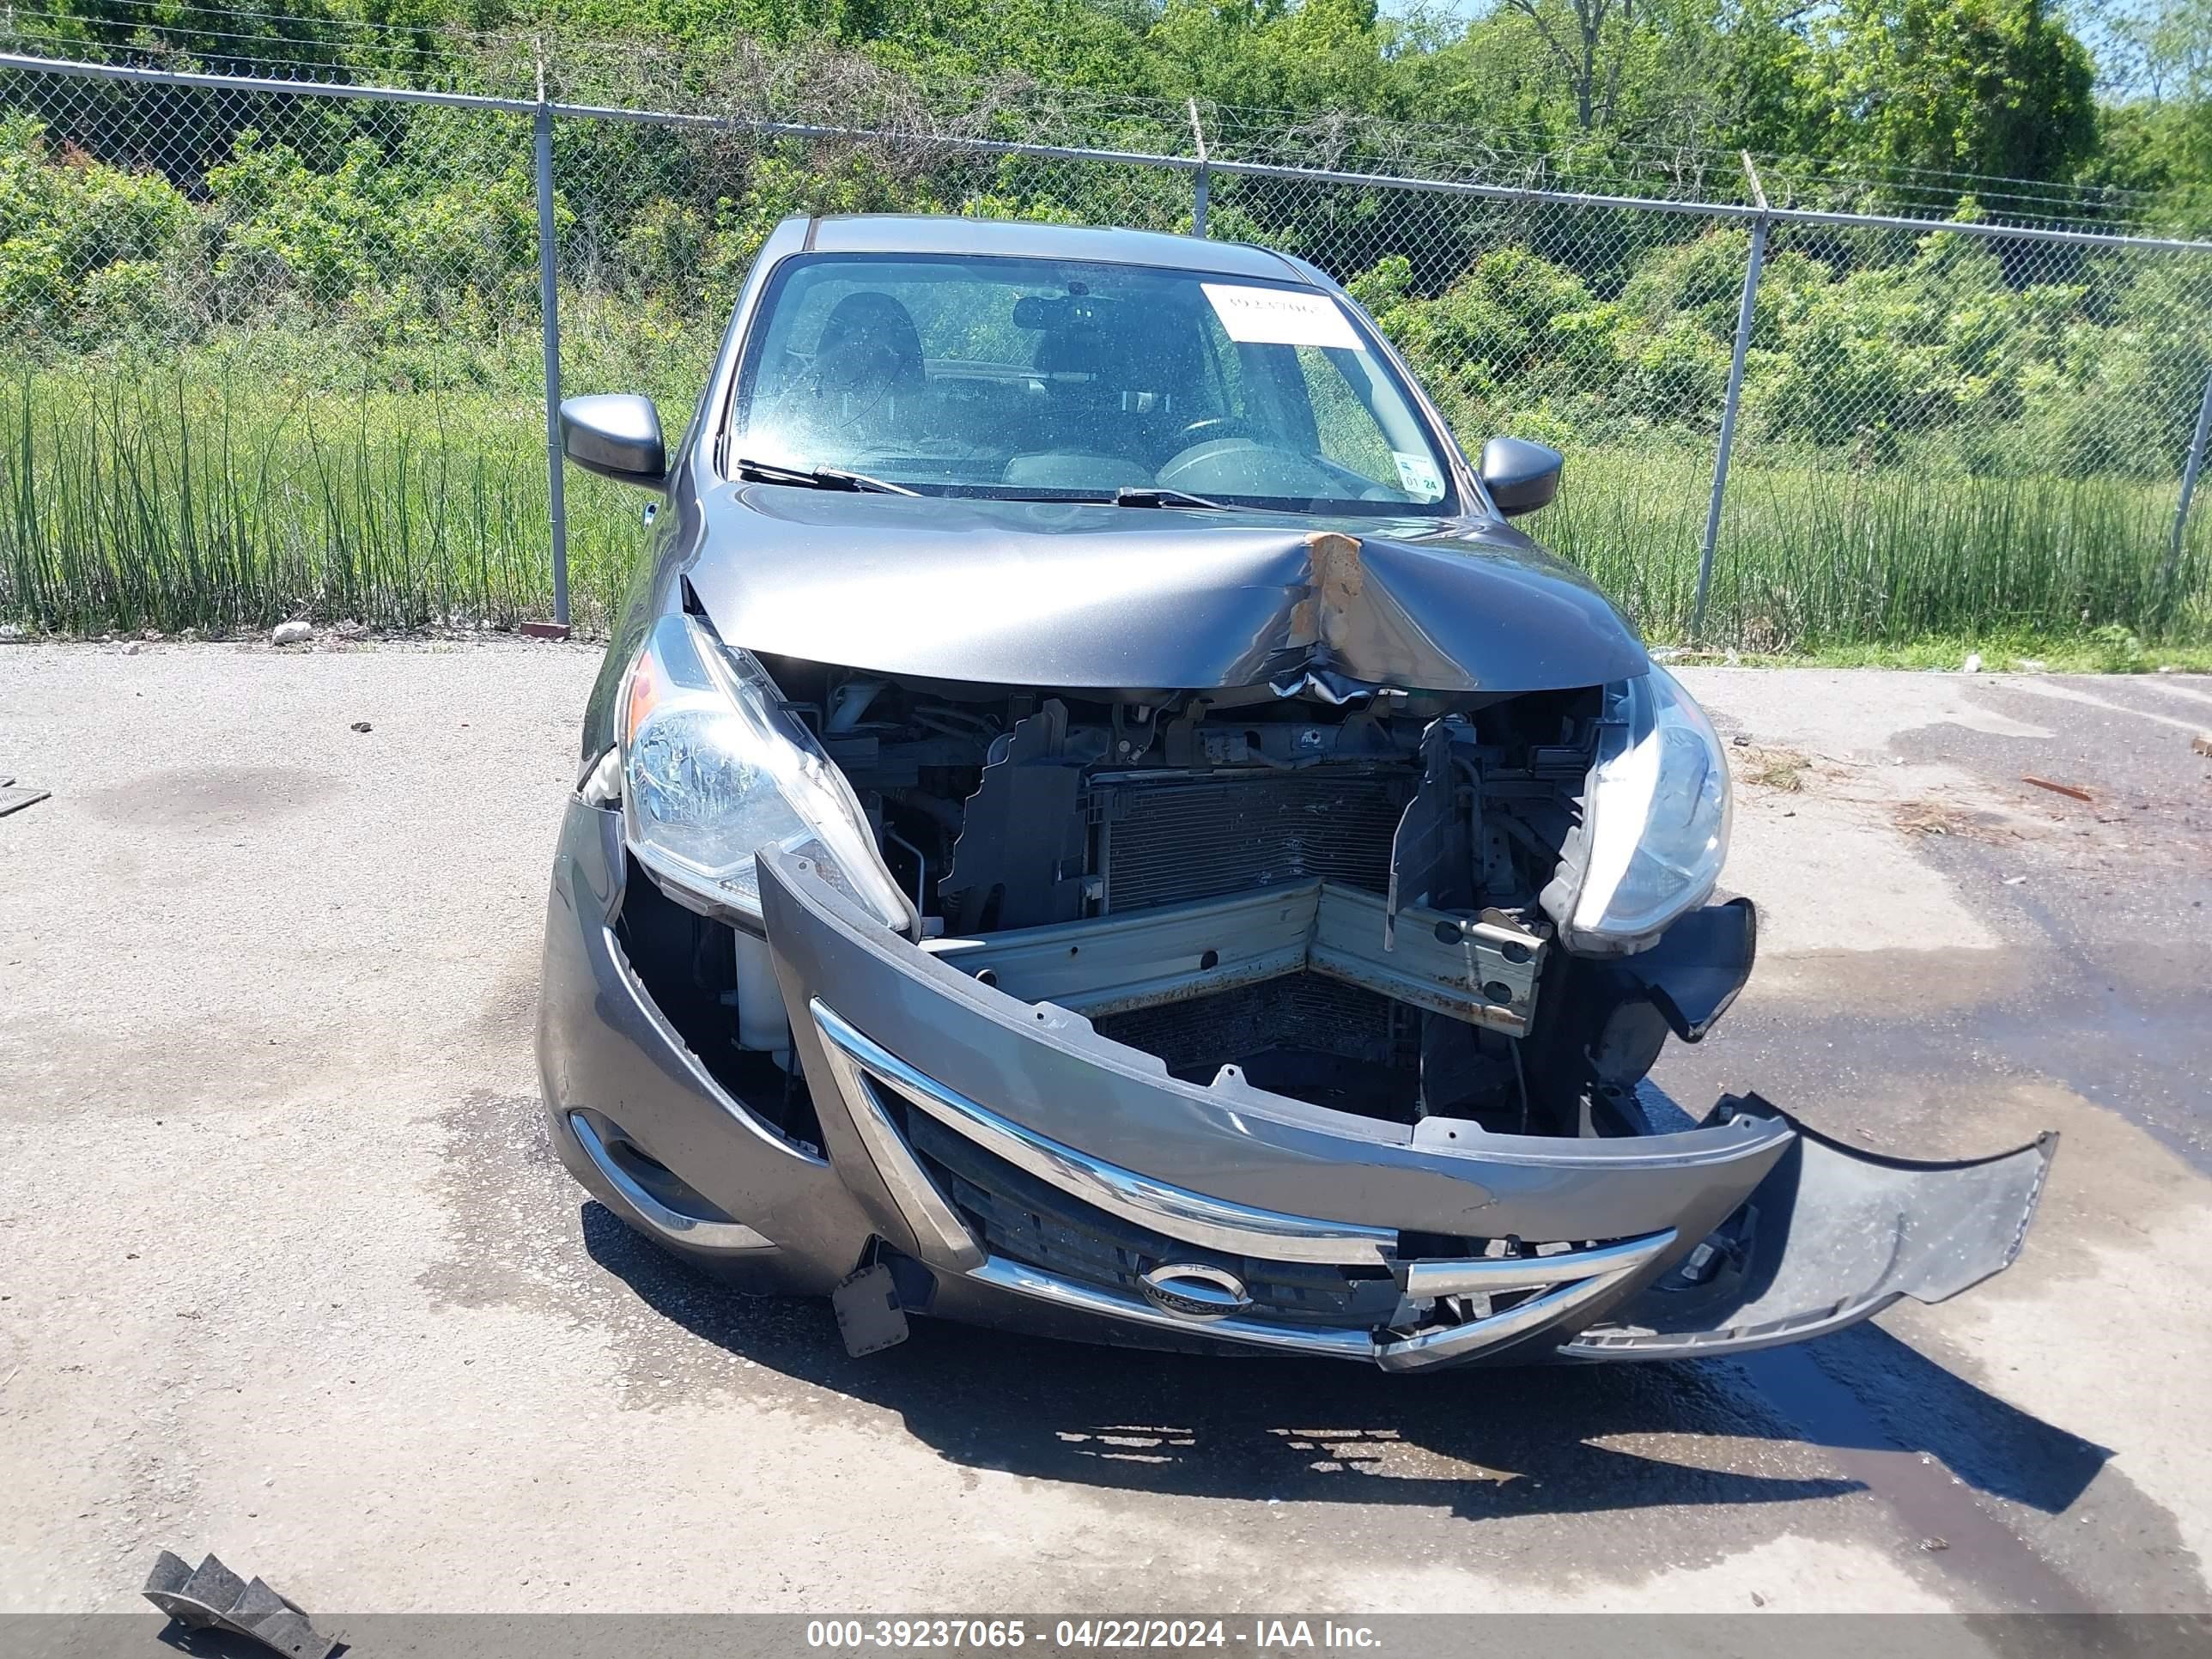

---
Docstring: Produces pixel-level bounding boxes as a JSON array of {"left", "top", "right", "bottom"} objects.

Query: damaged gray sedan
[{"left": 535, "top": 214, "right": 2054, "bottom": 1369}]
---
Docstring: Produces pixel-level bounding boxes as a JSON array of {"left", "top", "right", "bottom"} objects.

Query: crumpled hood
[{"left": 684, "top": 484, "right": 1649, "bottom": 693}]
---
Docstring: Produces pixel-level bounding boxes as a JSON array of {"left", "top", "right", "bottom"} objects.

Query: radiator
[{"left": 1092, "top": 764, "right": 1414, "bottom": 914}]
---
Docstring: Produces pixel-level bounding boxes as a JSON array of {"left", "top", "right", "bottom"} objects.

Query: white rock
[
  {"left": 1962, "top": 652, "right": 1983, "bottom": 674},
  {"left": 271, "top": 620, "right": 313, "bottom": 647}
]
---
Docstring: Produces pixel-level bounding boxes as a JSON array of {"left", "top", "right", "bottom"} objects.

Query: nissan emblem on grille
[{"left": 1138, "top": 1264, "right": 1254, "bottom": 1322}]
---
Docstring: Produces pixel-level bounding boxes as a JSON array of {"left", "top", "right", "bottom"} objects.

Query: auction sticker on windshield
[{"left": 1201, "top": 283, "right": 1364, "bottom": 349}]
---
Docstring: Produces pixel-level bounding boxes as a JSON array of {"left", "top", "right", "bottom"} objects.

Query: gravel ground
[{"left": 0, "top": 641, "right": 2208, "bottom": 1624}]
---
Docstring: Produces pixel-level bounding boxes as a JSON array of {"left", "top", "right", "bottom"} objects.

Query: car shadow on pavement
[{"left": 579, "top": 1202, "right": 2110, "bottom": 1525}]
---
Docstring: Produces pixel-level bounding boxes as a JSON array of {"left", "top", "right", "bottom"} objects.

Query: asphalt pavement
[{"left": 0, "top": 642, "right": 2208, "bottom": 1624}]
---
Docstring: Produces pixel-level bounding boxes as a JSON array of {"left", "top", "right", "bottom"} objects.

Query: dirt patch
[
  {"left": 1893, "top": 799, "right": 2021, "bottom": 843},
  {"left": 416, "top": 1084, "right": 857, "bottom": 1419},
  {"left": 80, "top": 764, "right": 339, "bottom": 830},
  {"left": 1733, "top": 744, "right": 1813, "bottom": 793}
]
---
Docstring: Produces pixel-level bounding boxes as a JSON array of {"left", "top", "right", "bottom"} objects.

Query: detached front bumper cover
[
  {"left": 809, "top": 997, "right": 1679, "bottom": 1370},
  {"left": 1562, "top": 1101, "right": 2056, "bottom": 1358},
  {"left": 743, "top": 848, "right": 2055, "bottom": 1368}
]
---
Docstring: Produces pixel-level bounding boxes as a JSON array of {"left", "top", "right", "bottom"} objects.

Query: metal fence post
[
  {"left": 2168, "top": 367, "right": 2212, "bottom": 590},
  {"left": 533, "top": 46, "right": 570, "bottom": 630},
  {"left": 1188, "top": 98, "right": 1209, "bottom": 237},
  {"left": 1692, "top": 155, "right": 1771, "bottom": 641}
]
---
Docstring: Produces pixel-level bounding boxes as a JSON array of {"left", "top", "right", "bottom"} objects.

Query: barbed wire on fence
[
  {"left": 1, "top": 38, "right": 2209, "bottom": 649},
  {"left": 6, "top": 6, "right": 2204, "bottom": 233}
]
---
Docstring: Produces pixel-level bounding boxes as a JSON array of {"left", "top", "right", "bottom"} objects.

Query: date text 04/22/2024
[{"left": 804, "top": 1620, "right": 1385, "bottom": 1650}]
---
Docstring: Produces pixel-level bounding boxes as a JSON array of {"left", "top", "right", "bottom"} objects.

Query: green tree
[
  {"left": 1493, "top": 0, "right": 1645, "bottom": 131},
  {"left": 1813, "top": 0, "right": 2099, "bottom": 183},
  {"left": 2081, "top": 0, "right": 2212, "bottom": 228},
  {"left": 1146, "top": 0, "right": 1418, "bottom": 121}
]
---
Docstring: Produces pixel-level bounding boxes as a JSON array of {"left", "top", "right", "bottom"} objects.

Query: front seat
[
  {"left": 1004, "top": 322, "right": 1152, "bottom": 491},
  {"left": 810, "top": 290, "right": 927, "bottom": 409}
]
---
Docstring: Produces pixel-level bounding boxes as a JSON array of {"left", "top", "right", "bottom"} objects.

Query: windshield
[{"left": 727, "top": 252, "right": 1457, "bottom": 516}]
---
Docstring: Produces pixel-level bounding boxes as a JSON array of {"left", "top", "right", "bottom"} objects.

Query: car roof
[{"left": 799, "top": 215, "right": 1318, "bottom": 283}]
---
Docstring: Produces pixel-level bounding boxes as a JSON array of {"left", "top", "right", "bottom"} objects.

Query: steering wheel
[{"left": 1170, "top": 415, "right": 1255, "bottom": 447}]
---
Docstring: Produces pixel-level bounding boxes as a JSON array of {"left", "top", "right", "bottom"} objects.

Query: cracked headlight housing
[
  {"left": 618, "top": 612, "right": 915, "bottom": 934},
  {"left": 1542, "top": 665, "right": 1731, "bottom": 954}
]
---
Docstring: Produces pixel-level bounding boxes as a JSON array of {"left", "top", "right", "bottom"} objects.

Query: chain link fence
[{"left": 4, "top": 41, "right": 2211, "bottom": 649}]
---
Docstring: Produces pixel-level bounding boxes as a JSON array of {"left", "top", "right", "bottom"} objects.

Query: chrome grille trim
[
  {"left": 809, "top": 998, "right": 1399, "bottom": 1267},
  {"left": 973, "top": 1227, "right": 1674, "bottom": 1370},
  {"left": 1374, "top": 1230, "right": 1674, "bottom": 1370},
  {"left": 807, "top": 1013, "right": 987, "bottom": 1272},
  {"left": 807, "top": 1000, "right": 1680, "bottom": 1366},
  {"left": 1394, "top": 1233, "right": 1676, "bottom": 1297},
  {"left": 970, "top": 1256, "right": 1378, "bottom": 1359}
]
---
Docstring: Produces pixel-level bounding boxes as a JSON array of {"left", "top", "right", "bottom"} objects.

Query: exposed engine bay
[{"left": 617, "top": 655, "right": 1705, "bottom": 1153}]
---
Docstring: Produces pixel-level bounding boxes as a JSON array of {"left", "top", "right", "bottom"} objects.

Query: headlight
[
  {"left": 1541, "top": 665, "right": 1731, "bottom": 953},
  {"left": 618, "top": 612, "right": 915, "bottom": 934}
]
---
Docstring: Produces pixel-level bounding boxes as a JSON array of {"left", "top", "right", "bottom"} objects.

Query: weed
[{"left": 3, "top": 348, "right": 2209, "bottom": 647}]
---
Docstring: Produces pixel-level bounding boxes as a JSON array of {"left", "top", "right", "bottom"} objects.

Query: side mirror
[
  {"left": 560, "top": 393, "right": 665, "bottom": 486},
  {"left": 1479, "top": 436, "right": 1563, "bottom": 517}
]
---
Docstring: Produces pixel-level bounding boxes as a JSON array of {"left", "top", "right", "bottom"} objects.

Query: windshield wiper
[
  {"left": 1112, "top": 486, "right": 1228, "bottom": 511},
  {"left": 734, "top": 457, "right": 918, "bottom": 496}
]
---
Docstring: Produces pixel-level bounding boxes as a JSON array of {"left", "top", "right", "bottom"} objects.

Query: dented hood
[{"left": 684, "top": 485, "right": 1649, "bottom": 693}]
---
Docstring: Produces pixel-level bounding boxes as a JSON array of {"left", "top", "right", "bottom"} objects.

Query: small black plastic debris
[
  {"left": 0, "top": 783, "right": 48, "bottom": 817},
  {"left": 143, "top": 1549, "right": 339, "bottom": 1659},
  {"left": 349, "top": 721, "right": 373, "bottom": 734}
]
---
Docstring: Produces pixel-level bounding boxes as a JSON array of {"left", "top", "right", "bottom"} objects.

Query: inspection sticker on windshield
[
  {"left": 1201, "top": 283, "right": 1364, "bottom": 349},
  {"left": 1393, "top": 451, "right": 1443, "bottom": 498}
]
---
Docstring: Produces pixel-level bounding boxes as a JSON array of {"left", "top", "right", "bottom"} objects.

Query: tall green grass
[
  {"left": 1536, "top": 447, "right": 2211, "bottom": 649},
  {"left": 0, "top": 366, "right": 653, "bottom": 635},
  {"left": 3, "top": 362, "right": 2208, "bottom": 649}
]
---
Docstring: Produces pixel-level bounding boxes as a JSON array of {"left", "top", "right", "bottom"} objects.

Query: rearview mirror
[
  {"left": 1012, "top": 294, "right": 1117, "bottom": 331},
  {"left": 560, "top": 393, "right": 665, "bottom": 486},
  {"left": 1479, "top": 436, "right": 1563, "bottom": 517}
]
